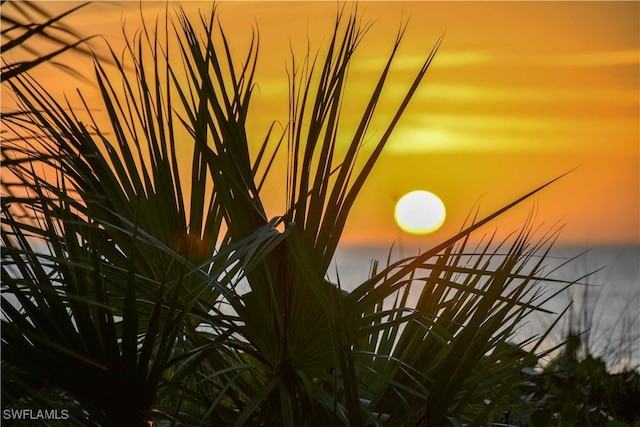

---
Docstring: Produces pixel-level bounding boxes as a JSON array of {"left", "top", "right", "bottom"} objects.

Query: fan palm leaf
[{"left": 1, "top": 4, "right": 576, "bottom": 426}]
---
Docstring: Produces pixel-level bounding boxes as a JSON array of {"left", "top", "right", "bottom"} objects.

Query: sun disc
[{"left": 394, "top": 190, "right": 446, "bottom": 235}]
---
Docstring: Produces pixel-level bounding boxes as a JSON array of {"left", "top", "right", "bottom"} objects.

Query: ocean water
[{"left": 329, "top": 244, "right": 640, "bottom": 370}]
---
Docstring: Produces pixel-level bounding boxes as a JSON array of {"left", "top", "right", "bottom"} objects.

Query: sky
[{"left": 5, "top": 1, "right": 639, "bottom": 247}]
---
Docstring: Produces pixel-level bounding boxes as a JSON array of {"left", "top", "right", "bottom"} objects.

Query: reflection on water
[{"left": 330, "top": 244, "right": 640, "bottom": 371}]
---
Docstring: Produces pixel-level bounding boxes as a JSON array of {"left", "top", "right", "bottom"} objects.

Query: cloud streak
[
  {"left": 385, "top": 115, "right": 637, "bottom": 154},
  {"left": 354, "top": 49, "right": 640, "bottom": 70}
]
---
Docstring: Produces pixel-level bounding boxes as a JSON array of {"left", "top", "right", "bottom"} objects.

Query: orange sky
[{"left": 5, "top": 1, "right": 639, "bottom": 246}]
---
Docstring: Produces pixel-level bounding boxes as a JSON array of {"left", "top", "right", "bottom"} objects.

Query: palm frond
[
  {"left": 0, "top": 4, "right": 579, "bottom": 426},
  {"left": 0, "top": 1, "right": 105, "bottom": 81}
]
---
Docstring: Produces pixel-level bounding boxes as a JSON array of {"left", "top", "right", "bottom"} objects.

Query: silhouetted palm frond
[
  {"left": 1, "top": 4, "right": 577, "bottom": 426},
  {"left": 1, "top": 1, "right": 99, "bottom": 81}
]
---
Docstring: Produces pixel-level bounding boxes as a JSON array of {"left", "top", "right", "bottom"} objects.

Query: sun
[{"left": 394, "top": 190, "right": 446, "bottom": 235}]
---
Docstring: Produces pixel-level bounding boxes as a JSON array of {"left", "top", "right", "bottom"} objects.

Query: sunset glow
[{"left": 3, "top": 1, "right": 638, "bottom": 246}]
